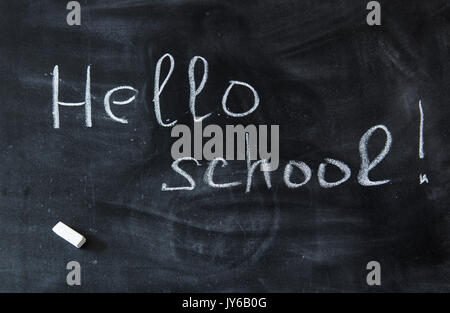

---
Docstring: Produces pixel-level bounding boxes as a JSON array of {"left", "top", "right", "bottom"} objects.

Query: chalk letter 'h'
[{"left": 52, "top": 65, "right": 92, "bottom": 129}]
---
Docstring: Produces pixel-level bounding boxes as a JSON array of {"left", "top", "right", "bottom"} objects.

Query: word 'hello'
[{"left": 51, "top": 55, "right": 269, "bottom": 128}]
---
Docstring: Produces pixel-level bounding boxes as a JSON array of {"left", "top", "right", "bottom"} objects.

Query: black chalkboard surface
[{"left": 0, "top": 0, "right": 449, "bottom": 292}]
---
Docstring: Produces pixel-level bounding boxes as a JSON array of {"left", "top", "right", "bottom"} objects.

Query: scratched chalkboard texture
[{"left": 0, "top": 0, "right": 449, "bottom": 292}]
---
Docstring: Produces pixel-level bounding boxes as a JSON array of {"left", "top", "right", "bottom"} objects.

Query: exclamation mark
[
  {"left": 418, "top": 100, "right": 428, "bottom": 184},
  {"left": 418, "top": 100, "right": 424, "bottom": 159}
]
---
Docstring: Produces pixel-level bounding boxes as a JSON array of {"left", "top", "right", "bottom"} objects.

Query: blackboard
[{"left": 0, "top": 0, "right": 449, "bottom": 292}]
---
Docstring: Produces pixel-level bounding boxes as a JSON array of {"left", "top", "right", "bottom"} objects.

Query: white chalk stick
[{"left": 52, "top": 222, "right": 86, "bottom": 248}]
